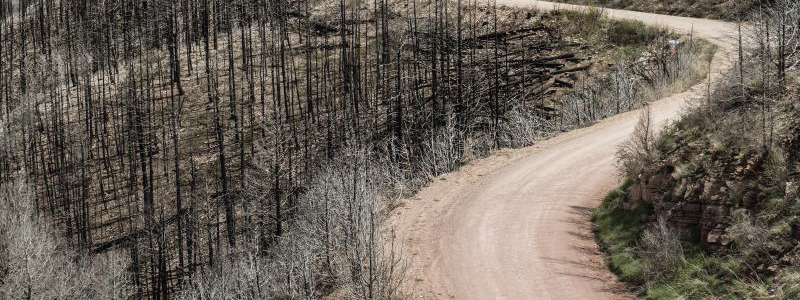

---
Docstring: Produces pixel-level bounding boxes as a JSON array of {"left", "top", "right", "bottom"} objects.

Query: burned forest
[{"left": 0, "top": 0, "right": 710, "bottom": 299}]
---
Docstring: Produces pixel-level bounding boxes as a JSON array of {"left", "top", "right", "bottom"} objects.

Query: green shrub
[
  {"left": 607, "top": 19, "right": 658, "bottom": 46},
  {"left": 594, "top": 181, "right": 765, "bottom": 300},
  {"left": 611, "top": 251, "right": 646, "bottom": 284},
  {"left": 593, "top": 181, "right": 650, "bottom": 285}
]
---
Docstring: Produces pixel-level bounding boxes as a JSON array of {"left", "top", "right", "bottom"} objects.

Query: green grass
[
  {"left": 592, "top": 178, "right": 651, "bottom": 285},
  {"left": 607, "top": 19, "right": 660, "bottom": 46},
  {"left": 593, "top": 180, "right": 767, "bottom": 300}
]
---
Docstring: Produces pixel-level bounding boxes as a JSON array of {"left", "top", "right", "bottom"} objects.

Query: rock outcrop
[{"left": 623, "top": 116, "right": 786, "bottom": 252}]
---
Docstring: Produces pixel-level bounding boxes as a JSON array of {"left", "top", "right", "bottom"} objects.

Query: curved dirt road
[{"left": 390, "top": 2, "right": 736, "bottom": 300}]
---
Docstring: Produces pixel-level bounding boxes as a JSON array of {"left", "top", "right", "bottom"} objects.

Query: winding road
[{"left": 389, "top": 2, "right": 736, "bottom": 300}]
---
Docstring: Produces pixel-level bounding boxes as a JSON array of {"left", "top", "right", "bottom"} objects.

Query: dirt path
[{"left": 388, "top": 2, "right": 736, "bottom": 300}]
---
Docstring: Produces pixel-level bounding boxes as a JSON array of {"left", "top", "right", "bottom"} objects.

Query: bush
[
  {"left": 0, "top": 176, "right": 131, "bottom": 300},
  {"left": 182, "top": 150, "right": 406, "bottom": 300},
  {"left": 593, "top": 183, "right": 758, "bottom": 300},
  {"left": 607, "top": 20, "right": 657, "bottom": 46},
  {"left": 617, "top": 107, "right": 656, "bottom": 179},
  {"left": 638, "top": 218, "right": 686, "bottom": 279},
  {"left": 499, "top": 105, "right": 557, "bottom": 148}
]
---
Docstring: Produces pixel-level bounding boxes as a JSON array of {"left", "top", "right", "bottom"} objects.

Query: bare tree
[
  {"left": 617, "top": 106, "right": 655, "bottom": 179},
  {"left": 0, "top": 175, "right": 131, "bottom": 300}
]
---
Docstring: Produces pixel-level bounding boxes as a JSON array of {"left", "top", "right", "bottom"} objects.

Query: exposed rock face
[{"left": 623, "top": 123, "right": 772, "bottom": 251}]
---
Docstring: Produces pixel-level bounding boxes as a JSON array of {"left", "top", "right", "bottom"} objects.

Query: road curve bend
[{"left": 389, "top": 2, "right": 736, "bottom": 300}]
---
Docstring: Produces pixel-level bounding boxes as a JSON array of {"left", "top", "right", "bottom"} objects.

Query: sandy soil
[{"left": 388, "top": 2, "right": 737, "bottom": 299}]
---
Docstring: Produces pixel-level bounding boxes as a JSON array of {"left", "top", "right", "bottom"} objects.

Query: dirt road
[{"left": 389, "top": 2, "right": 736, "bottom": 300}]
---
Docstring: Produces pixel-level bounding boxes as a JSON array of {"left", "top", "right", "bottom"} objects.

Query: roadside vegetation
[
  {"left": 595, "top": 179, "right": 799, "bottom": 299},
  {"left": 600, "top": 1, "right": 800, "bottom": 299}
]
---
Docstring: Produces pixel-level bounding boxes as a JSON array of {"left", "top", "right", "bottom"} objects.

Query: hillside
[
  {"left": 596, "top": 1, "right": 800, "bottom": 298},
  {"left": 0, "top": 0, "right": 715, "bottom": 299}
]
